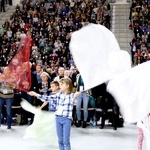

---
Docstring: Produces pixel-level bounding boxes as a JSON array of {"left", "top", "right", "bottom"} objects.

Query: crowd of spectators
[
  {"left": 0, "top": 0, "right": 114, "bottom": 128},
  {"left": 3, "top": 0, "right": 148, "bottom": 129},
  {"left": 129, "top": 0, "right": 150, "bottom": 66},
  {"left": 0, "top": 0, "right": 111, "bottom": 72}
]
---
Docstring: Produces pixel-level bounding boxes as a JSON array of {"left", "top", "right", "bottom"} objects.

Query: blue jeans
[
  {"left": 76, "top": 92, "right": 89, "bottom": 121},
  {"left": 56, "top": 116, "right": 72, "bottom": 150},
  {"left": 0, "top": 97, "right": 14, "bottom": 126}
]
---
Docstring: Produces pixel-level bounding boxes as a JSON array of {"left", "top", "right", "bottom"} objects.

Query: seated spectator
[
  {"left": 2, "top": 19, "right": 10, "bottom": 33},
  {"left": 44, "top": 43, "right": 53, "bottom": 55},
  {"left": 54, "top": 67, "right": 65, "bottom": 82},
  {"left": 34, "top": 64, "right": 43, "bottom": 84},
  {"left": 7, "top": 27, "right": 12, "bottom": 38},
  {"left": 36, "top": 71, "right": 51, "bottom": 110},
  {"left": 38, "top": 36, "right": 46, "bottom": 51},
  {"left": 54, "top": 38, "right": 63, "bottom": 52},
  {"left": 144, "top": 48, "right": 150, "bottom": 61},
  {"left": 20, "top": 30, "right": 26, "bottom": 39}
]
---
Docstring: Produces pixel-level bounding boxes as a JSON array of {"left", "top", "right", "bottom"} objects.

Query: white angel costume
[
  {"left": 20, "top": 100, "right": 58, "bottom": 148},
  {"left": 69, "top": 23, "right": 150, "bottom": 123}
]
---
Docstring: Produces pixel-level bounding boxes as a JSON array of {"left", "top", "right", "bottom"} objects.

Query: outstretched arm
[
  {"left": 28, "top": 91, "right": 40, "bottom": 97},
  {"left": 28, "top": 91, "right": 57, "bottom": 103}
]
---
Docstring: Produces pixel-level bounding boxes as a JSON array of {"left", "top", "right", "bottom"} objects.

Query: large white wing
[
  {"left": 70, "top": 23, "right": 150, "bottom": 123},
  {"left": 107, "top": 61, "right": 150, "bottom": 123},
  {"left": 69, "top": 23, "right": 131, "bottom": 90}
]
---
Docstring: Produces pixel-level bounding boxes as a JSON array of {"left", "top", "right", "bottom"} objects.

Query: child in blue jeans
[{"left": 28, "top": 78, "right": 80, "bottom": 150}]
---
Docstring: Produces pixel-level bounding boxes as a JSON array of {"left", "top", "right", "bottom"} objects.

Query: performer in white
[{"left": 69, "top": 23, "right": 150, "bottom": 123}]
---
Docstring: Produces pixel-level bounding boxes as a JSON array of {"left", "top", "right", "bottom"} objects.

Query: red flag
[{"left": 8, "top": 35, "right": 32, "bottom": 92}]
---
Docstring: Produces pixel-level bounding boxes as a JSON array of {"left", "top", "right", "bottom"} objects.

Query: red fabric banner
[{"left": 8, "top": 35, "right": 32, "bottom": 92}]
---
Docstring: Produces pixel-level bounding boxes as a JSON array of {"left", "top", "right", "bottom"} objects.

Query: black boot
[
  {"left": 100, "top": 124, "right": 104, "bottom": 129},
  {"left": 19, "top": 120, "right": 28, "bottom": 125},
  {"left": 100, "top": 116, "right": 105, "bottom": 129},
  {"left": 76, "top": 120, "right": 81, "bottom": 127},
  {"left": 19, "top": 108, "right": 28, "bottom": 125},
  {"left": 82, "top": 121, "right": 87, "bottom": 128},
  {"left": 19, "top": 114, "right": 28, "bottom": 125},
  {"left": 113, "top": 126, "right": 117, "bottom": 130}
]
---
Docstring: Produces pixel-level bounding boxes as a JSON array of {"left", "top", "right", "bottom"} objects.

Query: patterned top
[
  {"left": 38, "top": 92, "right": 74, "bottom": 119},
  {"left": 48, "top": 92, "right": 57, "bottom": 111},
  {"left": 38, "top": 81, "right": 51, "bottom": 96},
  {"left": 0, "top": 82, "right": 14, "bottom": 98}
]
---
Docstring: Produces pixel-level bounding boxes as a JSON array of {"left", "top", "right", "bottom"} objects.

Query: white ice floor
[{"left": 0, "top": 122, "right": 138, "bottom": 150}]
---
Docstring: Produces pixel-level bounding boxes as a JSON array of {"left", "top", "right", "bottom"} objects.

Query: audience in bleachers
[
  {"left": 129, "top": 0, "right": 150, "bottom": 66},
  {"left": 0, "top": 0, "right": 111, "bottom": 69},
  {"left": 0, "top": 0, "right": 123, "bottom": 129}
]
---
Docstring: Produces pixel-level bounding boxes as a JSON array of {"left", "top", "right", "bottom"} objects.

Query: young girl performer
[{"left": 28, "top": 77, "right": 80, "bottom": 150}]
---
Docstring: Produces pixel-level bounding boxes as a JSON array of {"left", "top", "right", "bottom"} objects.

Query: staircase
[
  {"left": 0, "top": 4, "right": 16, "bottom": 33},
  {"left": 110, "top": 1, "right": 134, "bottom": 53}
]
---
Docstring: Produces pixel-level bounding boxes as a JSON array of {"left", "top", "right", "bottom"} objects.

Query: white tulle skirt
[{"left": 21, "top": 100, "right": 58, "bottom": 147}]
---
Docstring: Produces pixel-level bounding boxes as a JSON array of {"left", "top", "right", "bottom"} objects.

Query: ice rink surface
[{"left": 0, "top": 123, "right": 138, "bottom": 150}]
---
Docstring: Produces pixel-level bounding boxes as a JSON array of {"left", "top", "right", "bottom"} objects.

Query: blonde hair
[
  {"left": 40, "top": 71, "right": 49, "bottom": 78},
  {"left": 59, "top": 77, "right": 73, "bottom": 94}
]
